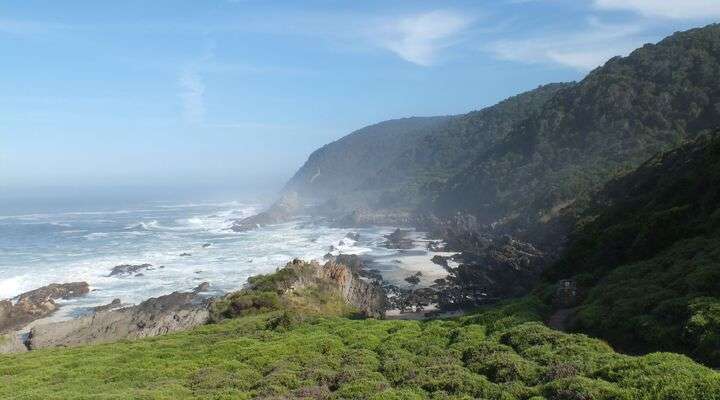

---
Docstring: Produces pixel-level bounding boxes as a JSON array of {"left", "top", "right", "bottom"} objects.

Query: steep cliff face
[{"left": 279, "top": 259, "right": 386, "bottom": 318}]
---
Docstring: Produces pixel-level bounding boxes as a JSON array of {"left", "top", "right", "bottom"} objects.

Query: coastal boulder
[
  {"left": 109, "top": 263, "right": 153, "bottom": 276},
  {"left": 383, "top": 228, "right": 414, "bottom": 249},
  {"left": 0, "top": 282, "right": 90, "bottom": 333}
]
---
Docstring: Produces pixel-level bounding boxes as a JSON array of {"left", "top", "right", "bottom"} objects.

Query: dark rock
[
  {"left": 389, "top": 287, "right": 437, "bottom": 314},
  {"left": 436, "top": 234, "right": 546, "bottom": 308},
  {"left": 193, "top": 282, "right": 210, "bottom": 293},
  {"left": 431, "top": 255, "right": 449, "bottom": 268},
  {"left": 338, "top": 240, "right": 346, "bottom": 246},
  {"left": 202, "top": 243, "right": 212, "bottom": 248},
  {"left": 0, "top": 282, "right": 90, "bottom": 333},
  {"left": 384, "top": 228, "right": 414, "bottom": 249},
  {"left": 323, "top": 254, "right": 364, "bottom": 274},
  {"left": 404, "top": 272, "right": 422, "bottom": 286},
  {"left": 26, "top": 289, "right": 210, "bottom": 349},
  {"left": 109, "top": 263, "right": 153, "bottom": 277},
  {"left": 345, "top": 232, "right": 360, "bottom": 241},
  {"left": 135, "top": 273, "right": 144, "bottom": 277},
  {"left": 427, "top": 240, "right": 445, "bottom": 252},
  {"left": 179, "top": 253, "right": 192, "bottom": 257},
  {"left": 93, "top": 299, "right": 122, "bottom": 312},
  {"left": 230, "top": 192, "right": 300, "bottom": 232}
]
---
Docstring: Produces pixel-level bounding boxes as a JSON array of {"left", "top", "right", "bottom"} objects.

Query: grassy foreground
[{"left": 1, "top": 298, "right": 719, "bottom": 400}]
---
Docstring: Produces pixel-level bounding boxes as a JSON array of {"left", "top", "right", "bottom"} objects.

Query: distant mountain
[
  {"left": 283, "top": 116, "right": 451, "bottom": 201},
  {"left": 542, "top": 131, "right": 720, "bottom": 367},
  {"left": 285, "top": 83, "right": 570, "bottom": 209},
  {"left": 435, "top": 24, "right": 720, "bottom": 229}
]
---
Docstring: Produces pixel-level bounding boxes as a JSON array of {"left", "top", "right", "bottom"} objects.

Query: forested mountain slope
[
  {"left": 284, "top": 84, "right": 570, "bottom": 208},
  {"left": 283, "top": 116, "right": 451, "bottom": 200},
  {"left": 360, "top": 83, "right": 572, "bottom": 207},
  {"left": 542, "top": 131, "right": 720, "bottom": 367},
  {"left": 435, "top": 24, "right": 720, "bottom": 228}
]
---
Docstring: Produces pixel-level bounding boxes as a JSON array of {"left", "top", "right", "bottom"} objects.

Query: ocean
[{"left": 0, "top": 197, "right": 449, "bottom": 323}]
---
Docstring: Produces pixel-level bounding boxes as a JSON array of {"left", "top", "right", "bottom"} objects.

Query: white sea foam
[
  {"left": 0, "top": 276, "right": 25, "bottom": 299},
  {"left": 0, "top": 200, "right": 446, "bottom": 320}
]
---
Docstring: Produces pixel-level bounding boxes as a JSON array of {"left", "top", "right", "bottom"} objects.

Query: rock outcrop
[
  {"left": 271, "top": 259, "right": 386, "bottom": 318},
  {"left": 231, "top": 192, "right": 301, "bottom": 231},
  {"left": 109, "top": 263, "right": 153, "bottom": 276},
  {"left": 383, "top": 228, "right": 414, "bottom": 249},
  {"left": 435, "top": 234, "right": 546, "bottom": 306},
  {"left": 92, "top": 298, "right": 122, "bottom": 312},
  {"left": 26, "top": 287, "right": 210, "bottom": 350},
  {"left": 0, "top": 282, "right": 90, "bottom": 333}
]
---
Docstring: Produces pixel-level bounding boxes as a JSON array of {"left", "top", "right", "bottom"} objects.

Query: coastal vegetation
[
  {"left": 542, "top": 133, "right": 720, "bottom": 367},
  {"left": 4, "top": 21, "right": 720, "bottom": 400},
  {"left": 2, "top": 295, "right": 719, "bottom": 399}
]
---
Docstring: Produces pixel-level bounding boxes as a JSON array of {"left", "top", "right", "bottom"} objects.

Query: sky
[{"left": 1, "top": 0, "right": 719, "bottom": 199}]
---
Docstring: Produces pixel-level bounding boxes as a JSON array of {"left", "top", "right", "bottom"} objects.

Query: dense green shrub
[
  {"left": 2, "top": 298, "right": 719, "bottom": 399},
  {"left": 544, "top": 133, "right": 720, "bottom": 366}
]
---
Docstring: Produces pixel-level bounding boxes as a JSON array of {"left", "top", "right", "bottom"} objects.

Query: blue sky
[{"left": 1, "top": 0, "right": 719, "bottom": 196}]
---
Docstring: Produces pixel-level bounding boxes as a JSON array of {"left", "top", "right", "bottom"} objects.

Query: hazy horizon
[{"left": 3, "top": 0, "right": 719, "bottom": 193}]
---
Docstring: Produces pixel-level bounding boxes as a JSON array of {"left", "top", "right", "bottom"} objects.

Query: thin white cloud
[
  {"left": 488, "top": 19, "right": 650, "bottom": 70},
  {"left": 594, "top": 0, "right": 720, "bottom": 20},
  {"left": 370, "top": 10, "right": 473, "bottom": 66},
  {"left": 178, "top": 67, "right": 206, "bottom": 124}
]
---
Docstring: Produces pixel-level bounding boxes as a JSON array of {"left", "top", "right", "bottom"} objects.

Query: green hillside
[
  {"left": 284, "top": 84, "right": 569, "bottom": 209},
  {"left": 435, "top": 24, "right": 720, "bottom": 227},
  {"left": 2, "top": 298, "right": 719, "bottom": 400},
  {"left": 542, "top": 132, "right": 720, "bottom": 367}
]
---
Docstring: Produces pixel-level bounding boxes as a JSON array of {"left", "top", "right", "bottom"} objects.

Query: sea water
[{"left": 0, "top": 198, "right": 449, "bottom": 322}]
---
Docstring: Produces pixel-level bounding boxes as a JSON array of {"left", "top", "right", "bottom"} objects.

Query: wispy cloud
[
  {"left": 593, "top": 0, "right": 720, "bottom": 20},
  {"left": 369, "top": 10, "right": 473, "bottom": 66},
  {"left": 178, "top": 67, "right": 206, "bottom": 125},
  {"left": 487, "top": 18, "right": 650, "bottom": 70}
]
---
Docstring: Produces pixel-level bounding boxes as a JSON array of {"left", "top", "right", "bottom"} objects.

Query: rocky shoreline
[
  {"left": 0, "top": 243, "right": 396, "bottom": 353},
  {"left": 25, "top": 282, "right": 212, "bottom": 350},
  {"left": 0, "top": 202, "right": 546, "bottom": 355}
]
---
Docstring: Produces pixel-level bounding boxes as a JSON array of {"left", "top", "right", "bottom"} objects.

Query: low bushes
[{"left": 2, "top": 298, "right": 719, "bottom": 399}]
